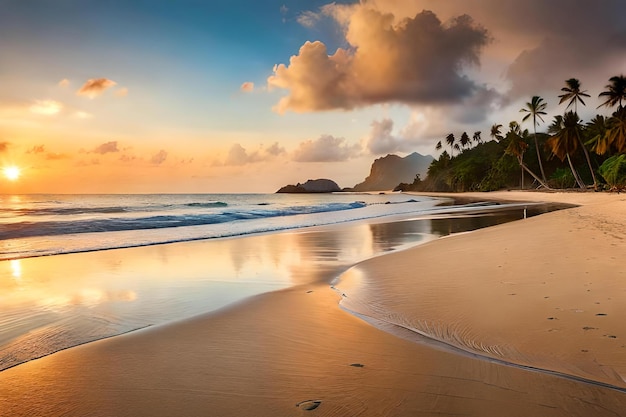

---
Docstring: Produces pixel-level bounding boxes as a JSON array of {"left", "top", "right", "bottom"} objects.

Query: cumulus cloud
[
  {"left": 150, "top": 150, "right": 168, "bottom": 165},
  {"left": 268, "top": 6, "right": 491, "bottom": 113},
  {"left": 222, "top": 142, "right": 286, "bottom": 166},
  {"left": 292, "top": 134, "right": 361, "bottom": 162},
  {"left": 77, "top": 78, "right": 117, "bottom": 98},
  {"left": 29, "top": 99, "right": 63, "bottom": 115},
  {"left": 92, "top": 141, "right": 119, "bottom": 154},
  {"left": 240, "top": 82, "right": 255, "bottom": 93}
]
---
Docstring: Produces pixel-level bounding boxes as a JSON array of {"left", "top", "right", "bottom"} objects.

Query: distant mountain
[
  {"left": 351, "top": 152, "right": 434, "bottom": 191},
  {"left": 276, "top": 178, "right": 341, "bottom": 193}
]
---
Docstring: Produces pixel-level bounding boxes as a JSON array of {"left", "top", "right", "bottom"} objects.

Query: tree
[
  {"left": 585, "top": 115, "right": 610, "bottom": 155},
  {"left": 598, "top": 75, "right": 626, "bottom": 110},
  {"left": 445, "top": 133, "right": 456, "bottom": 156},
  {"left": 558, "top": 78, "right": 590, "bottom": 113},
  {"left": 435, "top": 141, "right": 443, "bottom": 152},
  {"left": 473, "top": 131, "right": 482, "bottom": 145},
  {"left": 557, "top": 78, "right": 598, "bottom": 188},
  {"left": 504, "top": 121, "right": 550, "bottom": 189},
  {"left": 546, "top": 112, "right": 586, "bottom": 188},
  {"left": 460, "top": 132, "right": 471, "bottom": 149},
  {"left": 520, "top": 96, "right": 548, "bottom": 183},
  {"left": 604, "top": 107, "right": 626, "bottom": 154},
  {"left": 490, "top": 124, "right": 503, "bottom": 142}
]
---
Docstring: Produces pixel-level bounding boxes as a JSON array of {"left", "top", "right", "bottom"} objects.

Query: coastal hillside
[{"left": 351, "top": 152, "right": 434, "bottom": 191}]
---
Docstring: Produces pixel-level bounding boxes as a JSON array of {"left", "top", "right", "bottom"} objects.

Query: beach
[{"left": 1, "top": 191, "right": 625, "bottom": 416}]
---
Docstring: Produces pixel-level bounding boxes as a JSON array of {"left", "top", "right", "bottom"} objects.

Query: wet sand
[{"left": 1, "top": 191, "right": 625, "bottom": 416}]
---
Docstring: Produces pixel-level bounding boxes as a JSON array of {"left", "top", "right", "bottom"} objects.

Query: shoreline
[{"left": 1, "top": 191, "right": 625, "bottom": 416}]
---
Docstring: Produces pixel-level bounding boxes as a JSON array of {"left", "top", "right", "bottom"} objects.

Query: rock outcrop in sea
[
  {"left": 276, "top": 178, "right": 341, "bottom": 193},
  {"left": 351, "top": 152, "right": 434, "bottom": 191}
]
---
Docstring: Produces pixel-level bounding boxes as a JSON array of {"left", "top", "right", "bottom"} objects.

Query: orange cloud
[
  {"left": 115, "top": 87, "right": 129, "bottom": 97},
  {"left": 240, "top": 82, "right": 254, "bottom": 92},
  {"left": 77, "top": 78, "right": 117, "bottom": 98},
  {"left": 92, "top": 141, "right": 119, "bottom": 154},
  {"left": 150, "top": 150, "right": 168, "bottom": 165},
  {"left": 0, "top": 142, "right": 9, "bottom": 152},
  {"left": 58, "top": 78, "right": 70, "bottom": 87},
  {"left": 268, "top": 7, "right": 491, "bottom": 113}
]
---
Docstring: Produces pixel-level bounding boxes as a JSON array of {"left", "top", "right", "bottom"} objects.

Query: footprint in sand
[
  {"left": 296, "top": 400, "right": 322, "bottom": 411},
  {"left": 349, "top": 363, "right": 365, "bottom": 368}
]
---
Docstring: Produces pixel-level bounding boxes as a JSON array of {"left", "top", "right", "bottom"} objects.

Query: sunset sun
[{"left": 3, "top": 166, "right": 21, "bottom": 181}]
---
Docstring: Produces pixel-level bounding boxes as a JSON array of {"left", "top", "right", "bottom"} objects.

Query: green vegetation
[{"left": 403, "top": 75, "right": 626, "bottom": 193}]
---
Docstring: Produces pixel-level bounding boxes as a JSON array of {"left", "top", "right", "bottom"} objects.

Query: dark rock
[{"left": 276, "top": 178, "right": 341, "bottom": 193}]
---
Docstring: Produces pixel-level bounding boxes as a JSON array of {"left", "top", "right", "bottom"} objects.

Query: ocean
[{"left": 0, "top": 192, "right": 556, "bottom": 372}]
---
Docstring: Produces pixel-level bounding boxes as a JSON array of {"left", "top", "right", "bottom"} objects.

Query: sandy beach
[{"left": 1, "top": 191, "right": 625, "bottom": 416}]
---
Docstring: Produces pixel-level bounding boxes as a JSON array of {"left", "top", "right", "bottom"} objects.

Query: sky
[{"left": 1, "top": 0, "right": 625, "bottom": 193}]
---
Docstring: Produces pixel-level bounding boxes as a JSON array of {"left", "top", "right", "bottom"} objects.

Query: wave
[{"left": 0, "top": 201, "right": 368, "bottom": 240}]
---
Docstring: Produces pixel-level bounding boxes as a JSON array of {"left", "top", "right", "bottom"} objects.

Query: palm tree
[
  {"left": 604, "top": 107, "right": 626, "bottom": 154},
  {"left": 435, "top": 141, "right": 443, "bottom": 152},
  {"left": 473, "top": 131, "right": 482, "bottom": 145},
  {"left": 490, "top": 124, "right": 503, "bottom": 142},
  {"left": 557, "top": 78, "right": 597, "bottom": 188},
  {"left": 585, "top": 115, "right": 610, "bottom": 155},
  {"left": 460, "top": 132, "right": 471, "bottom": 149},
  {"left": 504, "top": 121, "right": 550, "bottom": 189},
  {"left": 598, "top": 75, "right": 626, "bottom": 109},
  {"left": 558, "top": 78, "right": 590, "bottom": 113},
  {"left": 520, "top": 96, "right": 548, "bottom": 183},
  {"left": 445, "top": 133, "right": 456, "bottom": 156},
  {"left": 546, "top": 112, "right": 586, "bottom": 189}
]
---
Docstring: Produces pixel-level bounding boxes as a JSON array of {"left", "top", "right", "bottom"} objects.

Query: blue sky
[{"left": 1, "top": 0, "right": 625, "bottom": 193}]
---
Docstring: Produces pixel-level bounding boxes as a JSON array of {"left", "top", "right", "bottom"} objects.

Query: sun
[{"left": 3, "top": 166, "right": 21, "bottom": 181}]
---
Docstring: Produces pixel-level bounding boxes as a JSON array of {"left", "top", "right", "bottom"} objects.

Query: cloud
[
  {"left": 150, "top": 150, "right": 168, "bottom": 165},
  {"left": 77, "top": 78, "right": 117, "bottom": 98},
  {"left": 297, "top": 11, "right": 321, "bottom": 28},
  {"left": 240, "top": 82, "right": 255, "bottom": 93},
  {"left": 265, "top": 142, "right": 286, "bottom": 156},
  {"left": 115, "top": 87, "right": 129, "bottom": 97},
  {"left": 268, "top": 7, "right": 491, "bottom": 113},
  {"left": 27, "top": 145, "right": 46, "bottom": 154},
  {"left": 364, "top": 119, "right": 401, "bottom": 155},
  {"left": 46, "top": 152, "right": 70, "bottom": 161},
  {"left": 29, "top": 99, "right": 63, "bottom": 115},
  {"left": 58, "top": 78, "right": 70, "bottom": 87},
  {"left": 74, "top": 111, "right": 93, "bottom": 119},
  {"left": 223, "top": 142, "right": 286, "bottom": 166},
  {"left": 0, "top": 142, "right": 9, "bottom": 153},
  {"left": 92, "top": 141, "right": 119, "bottom": 154},
  {"left": 292, "top": 134, "right": 361, "bottom": 162}
]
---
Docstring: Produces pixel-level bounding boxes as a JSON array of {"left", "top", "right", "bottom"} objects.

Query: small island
[{"left": 276, "top": 178, "right": 341, "bottom": 193}]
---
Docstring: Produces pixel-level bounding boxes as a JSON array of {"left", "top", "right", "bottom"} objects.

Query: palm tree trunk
[
  {"left": 518, "top": 157, "right": 550, "bottom": 189},
  {"left": 566, "top": 154, "right": 586, "bottom": 189},
  {"left": 578, "top": 138, "right": 598, "bottom": 189},
  {"left": 533, "top": 130, "right": 547, "bottom": 183}
]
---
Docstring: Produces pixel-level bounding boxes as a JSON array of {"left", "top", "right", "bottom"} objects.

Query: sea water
[{"left": 0, "top": 193, "right": 557, "bottom": 371}]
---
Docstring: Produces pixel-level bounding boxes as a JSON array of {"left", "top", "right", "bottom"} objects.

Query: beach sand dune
[{"left": 1, "top": 191, "right": 625, "bottom": 416}]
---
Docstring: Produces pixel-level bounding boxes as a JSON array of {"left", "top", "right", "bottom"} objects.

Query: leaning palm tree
[
  {"left": 473, "top": 131, "right": 482, "bottom": 145},
  {"left": 445, "top": 133, "right": 456, "bottom": 156},
  {"left": 490, "top": 124, "right": 503, "bottom": 142},
  {"left": 504, "top": 121, "right": 550, "bottom": 189},
  {"left": 520, "top": 96, "right": 548, "bottom": 183},
  {"left": 558, "top": 78, "right": 590, "bottom": 113},
  {"left": 546, "top": 112, "right": 586, "bottom": 189},
  {"left": 598, "top": 75, "right": 626, "bottom": 110}
]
